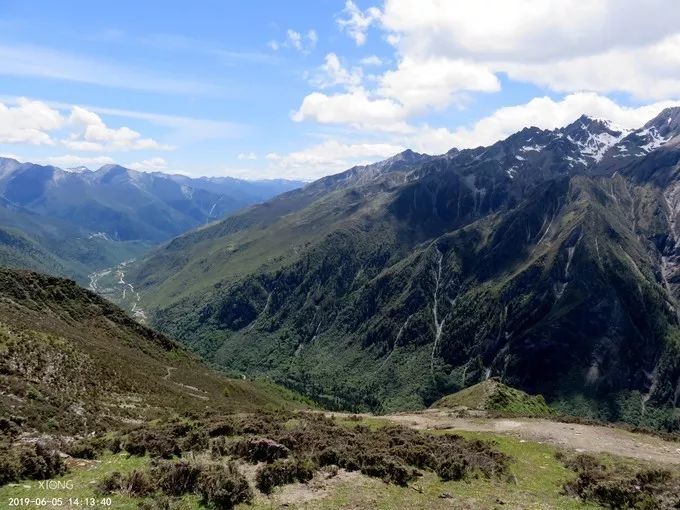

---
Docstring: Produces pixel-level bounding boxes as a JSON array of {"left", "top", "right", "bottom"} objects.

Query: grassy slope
[
  {"left": 0, "top": 205, "right": 152, "bottom": 285},
  {"left": 433, "top": 378, "right": 554, "bottom": 416},
  {"left": 0, "top": 424, "right": 629, "bottom": 510},
  {"left": 0, "top": 268, "right": 308, "bottom": 436}
]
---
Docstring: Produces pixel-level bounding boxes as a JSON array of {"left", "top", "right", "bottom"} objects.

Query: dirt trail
[{"left": 332, "top": 410, "right": 680, "bottom": 466}]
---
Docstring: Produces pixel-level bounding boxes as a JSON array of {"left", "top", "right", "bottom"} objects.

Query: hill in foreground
[
  {"left": 0, "top": 268, "right": 308, "bottom": 436},
  {"left": 432, "top": 378, "right": 554, "bottom": 416}
]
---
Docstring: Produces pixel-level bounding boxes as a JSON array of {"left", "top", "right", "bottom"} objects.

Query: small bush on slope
[{"left": 561, "top": 453, "right": 680, "bottom": 509}]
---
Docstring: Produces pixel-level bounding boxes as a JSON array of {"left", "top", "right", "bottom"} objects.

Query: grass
[
  {"left": 0, "top": 453, "right": 150, "bottom": 510},
  {"left": 433, "top": 378, "right": 554, "bottom": 417},
  {"left": 8, "top": 410, "right": 677, "bottom": 510},
  {"left": 240, "top": 430, "right": 601, "bottom": 510}
]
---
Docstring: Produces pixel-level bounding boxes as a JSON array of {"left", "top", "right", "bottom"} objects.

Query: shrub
[
  {"left": 96, "top": 471, "right": 123, "bottom": 494},
  {"left": 107, "top": 436, "right": 122, "bottom": 454},
  {"left": 151, "top": 460, "right": 201, "bottom": 496},
  {"left": 123, "top": 430, "right": 180, "bottom": 459},
  {"left": 181, "top": 430, "right": 209, "bottom": 452},
  {"left": 66, "top": 439, "right": 99, "bottom": 459},
  {"left": 435, "top": 457, "right": 468, "bottom": 481},
  {"left": 0, "top": 447, "right": 22, "bottom": 485},
  {"left": 562, "top": 453, "right": 680, "bottom": 509},
  {"left": 231, "top": 437, "right": 290, "bottom": 463},
  {"left": 206, "top": 419, "right": 239, "bottom": 438},
  {"left": 255, "top": 458, "right": 315, "bottom": 494},
  {"left": 18, "top": 443, "right": 66, "bottom": 480},
  {"left": 98, "top": 470, "right": 154, "bottom": 497},
  {"left": 358, "top": 454, "right": 417, "bottom": 486},
  {"left": 196, "top": 463, "right": 253, "bottom": 509}
]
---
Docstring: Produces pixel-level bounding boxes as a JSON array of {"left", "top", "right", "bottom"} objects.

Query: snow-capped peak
[{"left": 65, "top": 166, "right": 91, "bottom": 174}]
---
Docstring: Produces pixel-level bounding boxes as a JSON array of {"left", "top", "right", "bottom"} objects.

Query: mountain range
[
  {"left": 124, "top": 108, "right": 680, "bottom": 426},
  {"left": 0, "top": 159, "right": 302, "bottom": 283}
]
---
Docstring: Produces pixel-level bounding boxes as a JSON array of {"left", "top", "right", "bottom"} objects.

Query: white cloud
[
  {"left": 309, "top": 53, "right": 363, "bottom": 90},
  {"left": 64, "top": 106, "right": 171, "bottom": 152},
  {"left": 337, "top": 1, "right": 381, "bottom": 46},
  {"left": 237, "top": 152, "right": 257, "bottom": 160},
  {"left": 381, "top": 0, "right": 680, "bottom": 62},
  {"left": 447, "top": 92, "right": 680, "bottom": 149},
  {"left": 264, "top": 139, "right": 404, "bottom": 180},
  {"left": 503, "top": 35, "right": 680, "bottom": 101},
  {"left": 295, "top": 55, "right": 499, "bottom": 130},
  {"left": 379, "top": 0, "right": 680, "bottom": 100},
  {"left": 127, "top": 157, "right": 167, "bottom": 171},
  {"left": 360, "top": 55, "right": 383, "bottom": 66},
  {"left": 378, "top": 56, "right": 500, "bottom": 112},
  {"left": 44, "top": 154, "right": 115, "bottom": 168},
  {"left": 271, "top": 29, "right": 318, "bottom": 54},
  {"left": 293, "top": 89, "right": 411, "bottom": 132},
  {"left": 0, "top": 98, "right": 63, "bottom": 144}
]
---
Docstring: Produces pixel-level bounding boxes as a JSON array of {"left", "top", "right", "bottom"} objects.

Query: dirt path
[{"left": 333, "top": 410, "right": 680, "bottom": 466}]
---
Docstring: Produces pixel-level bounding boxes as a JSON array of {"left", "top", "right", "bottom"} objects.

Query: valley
[
  {"left": 88, "top": 259, "right": 147, "bottom": 323},
  {"left": 122, "top": 109, "right": 680, "bottom": 431}
]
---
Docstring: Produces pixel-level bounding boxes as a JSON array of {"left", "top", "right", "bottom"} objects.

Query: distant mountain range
[
  {"left": 0, "top": 158, "right": 302, "bottom": 282},
  {"left": 127, "top": 108, "right": 680, "bottom": 428}
]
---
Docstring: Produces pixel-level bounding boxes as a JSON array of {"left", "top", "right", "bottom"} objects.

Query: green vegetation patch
[{"left": 433, "top": 378, "right": 554, "bottom": 416}]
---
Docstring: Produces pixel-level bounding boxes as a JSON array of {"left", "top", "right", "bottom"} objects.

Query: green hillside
[
  {"left": 0, "top": 268, "right": 308, "bottom": 436},
  {"left": 433, "top": 378, "right": 554, "bottom": 416}
]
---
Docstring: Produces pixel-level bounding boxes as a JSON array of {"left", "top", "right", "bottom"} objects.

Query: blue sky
[{"left": 0, "top": 1, "right": 679, "bottom": 180}]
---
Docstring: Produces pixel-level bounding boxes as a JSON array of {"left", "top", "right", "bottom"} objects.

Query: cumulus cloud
[
  {"left": 378, "top": 56, "right": 500, "bottom": 112},
  {"left": 0, "top": 98, "right": 63, "bottom": 144},
  {"left": 283, "top": 92, "right": 680, "bottom": 181},
  {"left": 336, "top": 1, "right": 381, "bottom": 46},
  {"left": 293, "top": 89, "right": 411, "bottom": 132},
  {"left": 381, "top": 0, "right": 680, "bottom": 62},
  {"left": 309, "top": 53, "right": 363, "bottom": 90},
  {"left": 64, "top": 106, "right": 171, "bottom": 152},
  {"left": 0, "top": 98, "right": 171, "bottom": 155},
  {"left": 380, "top": 0, "right": 680, "bottom": 100},
  {"left": 127, "top": 157, "right": 167, "bottom": 171}
]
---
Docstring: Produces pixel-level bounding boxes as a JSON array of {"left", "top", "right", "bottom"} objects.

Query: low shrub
[
  {"left": 255, "top": 458, "right": 315, "bottom": 494},
  {"left": 206, "top": 419, "right": 239, "bottom": 438},
  {"left": 98, "top": 470, "right": 154, "bottom": 497},
  {"left": 231, "top": 437, "right": 290, "bottom": 463},
  {"left": 66, "top": 439, "right": 99, "bottom": 459},
  {"left": 180, "top": 430, "right": 209, "bottom": 452},
  {"left": 151, "top": 460, "right": 202, "bottom": 496},
  {"left": 18, "top": 443, "right": 66, "bottom": 480},
  {"left": 196, "top": 463, "right": 253, "bottom": 509},
  {"left": 358, "top": 454, "right": 417, "bottom": 486},
  {"left": 562, "top": 453, "right": 680, "bottom": 509},
  {"left": 123, "top": 430, "right": 180, "bottom": 458},
  {"left": 435, "top": 457, "right": 468, "bottom": 481}
]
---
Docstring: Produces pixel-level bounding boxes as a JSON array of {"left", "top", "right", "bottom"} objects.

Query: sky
[{"left": 0, "top": 0, "right": 679, "bottom": 181}]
